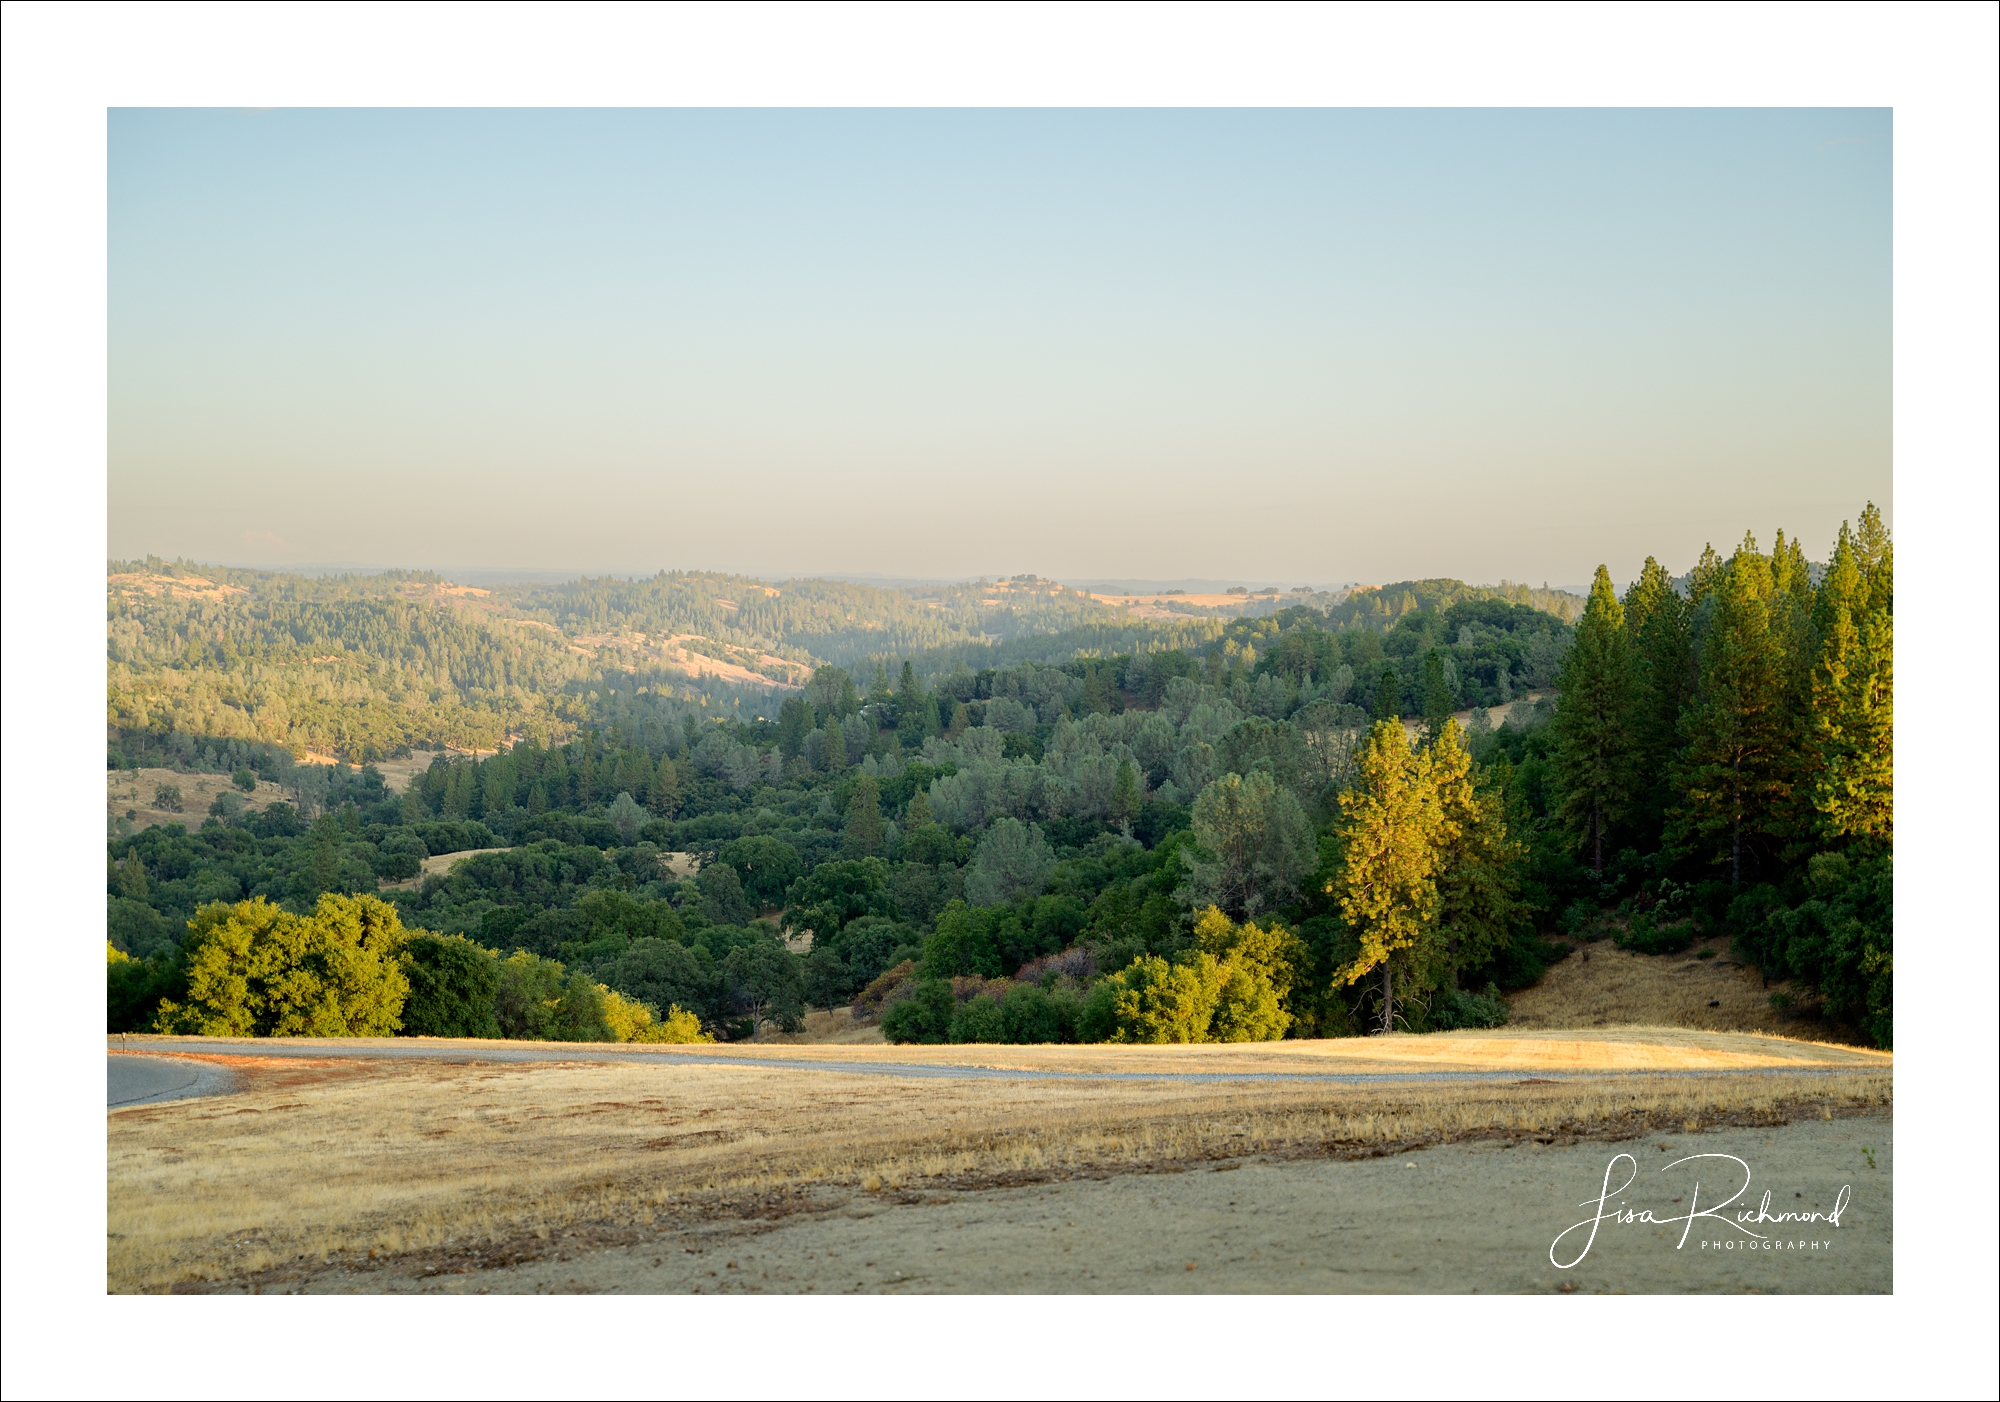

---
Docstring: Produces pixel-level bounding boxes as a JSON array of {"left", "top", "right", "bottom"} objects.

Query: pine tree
[
  {"left": 1550, "top": 566, "right": 1638, "bottom": 872},
  {"left": 1811, "top": 526, "right": 1893, "bottom": 843},
  {"left": 1112, "top": 757, "right": 1141, "bottom": 823},
  {"left": 1427, "top": 722, "right": 1527, "bottom": 989},
  {"left": 1668, "top": 553, "right": 1794, "bottom": 883},
  {"left": 1420, "top": 649, "right": 1454, "bottom": 743},
  {"left": 1686, "top": 543, "right": 1727, "bottom": 605},
  {"left": 843, "top": 777, "right": 884, "bottom": 858},
  {"left": 1373, "top": 666, "right": 1402, "bottom": 724},
  {"left": 651, "top": 756, "right": 679, "bottom": 817},
  {"left": 1332, "top": 721, "right": 1452, "bottom": 1033},
  {"left": 1622, "top": 557, "right": 1691, "bottom": 847}
]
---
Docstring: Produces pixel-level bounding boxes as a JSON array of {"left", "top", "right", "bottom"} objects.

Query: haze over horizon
[{"left": 111, "top": 108, "right": 1891, "bottom": 587}]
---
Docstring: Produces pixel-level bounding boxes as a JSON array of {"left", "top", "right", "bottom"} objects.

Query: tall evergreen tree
[
  {"left": 1622, "top": 556, "right": 1691, "bottom": 847},
  {"left": 1420, "top": 649, "right": 1454, "bottom": 743},
  {"left": 1668, "top": 553, "right": 1794, "bottom": 883},
  {"left": 1373, "top": 666, "right": 1402, "bottom": 724},
  {"left": 1427, "top": 722, "right": 1527, "bottom": 990},
  {"left": 1811, "top": 526, "right": 1893, "bottom": 844},
  {"left": 1550, "top": 566, "right": 1638, "bottom": 872},
  {"left": 1685, "top": 543, "right": 1727, "bottom": 606},
  {"left": 842, "top": 777, "right": 884, "bottom": 859},
  {"left": 1332, "top": 721, "right": 1451, "bottom": 1033}
]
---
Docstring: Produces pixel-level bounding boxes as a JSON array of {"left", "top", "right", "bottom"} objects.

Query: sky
[{"left": 108, "top": 108, "right": 1891, "bottom": 589}]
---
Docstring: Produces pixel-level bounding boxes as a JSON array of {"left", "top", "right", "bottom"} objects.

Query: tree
[
  {"left": 1421, "top": 649, "right": 1454, "bottom": 742},
  {"left": 650, "top": 756, "right": 679, "bottom": 817},
  {"left": 607, "top": 790, "right": 645, "bottom": 843},
  {"left": 1668, "top": 552, "right": 1795, "bottom": 884},
  {"left": 695, "top": 861, "right": 754, "bottom": 926},
  {"left": 153, "top": 783, "right": 184, "bottom": 813},
  {"left": 783, "top": 858, "right": 895, "bottom": 945},
  {"left": 1112, "top": 757, "right": 1141, "bottom": 824},
  {"left": 842, "top": 776, "right": 885, "bottom": 858},
  {"left": 1425, "top": 724, "right": 1528, "bottom": 992},
  {"left": 1622, "top": 556, "right": 1692, "bottom": 847},
  {"left": 600, "top": 938, "right": 723, "bottom": 1027},
  {"left": 723, "top": 937, "right": 804, "bottom": 1038},
  {"left": 1810, "top": 527, "right": 1893, "bottom": 845},
  {"left": 896, "top": 661, "right": 924, "bottom": 727},
  {"left": 819, "top": 715, "right": 848, "bottom": 774},
  {"left": 155, "top": 894, "right": 413, "bottom": 1037},
  {"left": 1373, "top": 667, "right": 1402, "bottom": 723},
  {"left": 1549, "top": 565, "right": 1637, "bottom": 872},
  {"left": 1192, "top": 906, "right": 1307, "bottom": 1042},
  {"left": 964, "top": 817, "right": 1055, "bottom": 906},
  {"left": 801, "top": 944, "right": 851, "bottom": 1013},
  {"left": 1330, "top": 722, "right": 1452, "bottom": 1034},
  {"left": 718, "top": 834, "right": 804, "bottom": 908},
  {"left": 1090, "top": 953, "right": 1222, "bottom": 1043},
  {"left": 1179, "top": 770, "right": 1314, "bottom": 918},
  {"left": 400, "top": 933, "right": 501, "bottom": 1038}
]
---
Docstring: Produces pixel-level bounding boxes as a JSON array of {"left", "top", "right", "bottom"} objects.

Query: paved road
[
  {"left": 107, "top": 1055, "right": 241, "bottom": 1108},
  {"left": 105, "top": 1038, "right": 1868, "bottom": 1089}
]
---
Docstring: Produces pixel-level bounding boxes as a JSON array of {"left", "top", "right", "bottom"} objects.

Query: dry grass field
[
  {"left": 107, "top": 1030, "right": 1889, "bottom": 1293},
  {"left": 108, "top": 768, "right": 295, "bottom": 834},
  {"left": 1506, "top": 934, "right": 1850, "bottom": 1039}
]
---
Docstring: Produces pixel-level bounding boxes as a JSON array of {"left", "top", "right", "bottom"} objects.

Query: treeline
[
  {"left": 107, "top": 507, "right": 1889, "bottom": 1047},
  {"left": 109, "top": 893, "right": 706, "bottom": 1045}
]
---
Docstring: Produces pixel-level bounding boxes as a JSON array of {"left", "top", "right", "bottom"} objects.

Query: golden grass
[
  {"left": 107, "top": 768, "right": 295, "bottom": 834},
  {"left": 1505, "top": 935, "right": 1850, "bottom": 1038},
  {"left": 108, "top": 1043, "right": 1889, "bottom": 1293},
  {"left": 756, "top": 1008, "right": 888, "bottom": 1046}
]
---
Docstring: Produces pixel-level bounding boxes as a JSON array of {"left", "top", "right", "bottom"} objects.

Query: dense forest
[{"left": 107, "top": 508, "right": 1891, "bottom": 1048}]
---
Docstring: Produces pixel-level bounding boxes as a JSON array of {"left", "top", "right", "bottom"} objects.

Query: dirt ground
[
  {"left": 107, "top": 1030, "right": 1889, "bottom": 1295},
  {"left": 322, "top": 1115, "right": 1889, "bottom": 1295}
]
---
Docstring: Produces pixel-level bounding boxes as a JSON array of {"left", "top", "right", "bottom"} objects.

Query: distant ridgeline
[
  {"left": 107, "top": 508, "right": 1891, "bottom": 1051},
  {"left": 105, "top": 558, "right": 1584, "bottom": 764}
]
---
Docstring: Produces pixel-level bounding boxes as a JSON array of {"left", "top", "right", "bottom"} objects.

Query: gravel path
[{"left": 107, "top": 1055, "right": 241, "bottom": 1107}]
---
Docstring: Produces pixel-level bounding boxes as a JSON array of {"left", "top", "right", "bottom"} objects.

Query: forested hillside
[{"left": 107, "top": 510, "right": 1889, "bottom": 1049}]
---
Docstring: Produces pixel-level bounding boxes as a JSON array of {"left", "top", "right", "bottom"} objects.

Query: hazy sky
[{"left": 109, "top": 108, "right": 1890, "bottom": 587}]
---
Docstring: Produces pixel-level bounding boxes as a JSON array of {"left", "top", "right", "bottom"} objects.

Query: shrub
[
  {"left": 948, "top": 992, "right": 1008, "bottom": 1044},
  {"left": 852, "top": 959, "right": 917, "bottom": 1021},
  {"left": 1096, "top": 953, "right": 1224, "bottom": 1044},
  {"left": 626, "top": 1003, "right": 711, "bottom": 1044},
  {"left": 400, "top": 933, "right": 501, "bottom": 1038},
  {"left": 1014, "top": 947, "right": 1097, "bottom": 986},
  {"left": 1616, "top": 911, "right": 1695, "bottom": 956},
  {"left": 491, "top": 951, "right": 620, "bottom": 1041},
  {"left": 999, "top": 982, "right": 1076, "bottom": 1044},
  {"left": 232, "top": 767, "right": 259, "bottom": 793},
  {"left": 108, "top": 943, "right": 187, "bottom": 1033},
  {"left": 881, "top": 978, "right": 955, "bottom": 1044},
  {"left": 1558, "top": 899, "right": 1599, "bottom": 939},
  {"left": 1430, "top": 984, "right": 1510, "bottom": 1031}
]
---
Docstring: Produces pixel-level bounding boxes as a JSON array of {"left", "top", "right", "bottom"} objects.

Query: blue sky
[{"left": 109, "top": 108, "right": 1890, "bottom": 586}]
